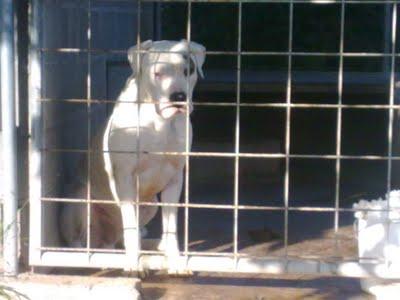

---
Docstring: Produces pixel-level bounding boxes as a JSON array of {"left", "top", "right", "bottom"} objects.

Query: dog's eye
[{"left": 154, "top": 72, "right": 163, "bottom": 79}]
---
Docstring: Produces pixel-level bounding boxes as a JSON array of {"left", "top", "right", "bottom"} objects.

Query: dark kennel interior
[{"left": 37, "top": 1, "right": 400, "bottom": 258}]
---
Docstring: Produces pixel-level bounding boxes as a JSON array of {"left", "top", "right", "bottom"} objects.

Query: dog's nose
[{"left": 170, "top": 92, "right": 187, "bottom": 102}]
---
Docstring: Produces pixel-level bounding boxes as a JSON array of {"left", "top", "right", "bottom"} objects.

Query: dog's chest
[
  {"left": 137, "top": 155, "right": 181, "bottom": 199},
  {"left": 135, "top": 116, "right": 191, "bottom": 198}
]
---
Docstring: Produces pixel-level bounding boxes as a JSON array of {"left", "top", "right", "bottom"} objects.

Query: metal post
[
  {"left": 28, "top": 0, "right": 43, "bottom": 267},
  {"left": 1, "top": 0, "right": 19, "bottom": 276}
]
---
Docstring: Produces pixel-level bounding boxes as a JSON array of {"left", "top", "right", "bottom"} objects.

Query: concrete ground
[{"left": 0, "top": 274, "right": 141, "bottom": 300}]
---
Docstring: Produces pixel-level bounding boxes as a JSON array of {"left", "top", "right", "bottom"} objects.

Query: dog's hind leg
[{"left": 158, "top": 172, "right": 185, "bottom": 273}]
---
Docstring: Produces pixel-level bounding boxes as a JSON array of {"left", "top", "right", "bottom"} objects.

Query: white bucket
[{"left": 354, "top": 190, "right": 400, "bottom": 299}]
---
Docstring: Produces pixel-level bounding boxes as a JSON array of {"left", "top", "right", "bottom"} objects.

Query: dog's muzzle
[
  {"left": 157, "top": 91, "right": 191, "bottom": 119},
  {"left": 170, "top": 91, "right": 186, "bottom": 101},
  {"left": 170, "top": 92, "right": 187, "bottom": 112}
]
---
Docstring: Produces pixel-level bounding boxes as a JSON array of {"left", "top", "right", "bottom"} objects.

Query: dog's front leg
[
  {"left": 120, "top": 201, "right": 141, "bottom": 272},
  {"left": 113, "top": 168, "right": 142, "bottom": 272},
  {"left": 158, "top": 172, "right": 184, "bottom": 273}
]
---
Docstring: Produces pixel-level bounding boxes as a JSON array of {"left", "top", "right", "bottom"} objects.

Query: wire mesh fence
[{"left": 28, "top": 0, "right": 400, "bottom": 277}]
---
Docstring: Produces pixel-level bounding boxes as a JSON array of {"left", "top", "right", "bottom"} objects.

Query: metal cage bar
[
  {"left": 283, "top": 0, "right": 294, "bottom": 259},
  {"left": 34, "top": 48, "right": 400, "bottom": 57},
  {"left": 134, "top": 0, "right": 143, "bottom": 268},
  {"left": 384, "top": 3, "right": 398, "bottom": 257},
  {"left": 1, "top": 0, "right": 19, "bottom": 276},
  {"left": 388, "top": 5, "right": 398, "bottom": 200},
  {"left": 184, "top": 0, "right": 193, "bottom": 267},
  {"left": 33, "top": 99, "right": 400, "bottom": 109},
  {"left": 31, "top": 250, "right": 400, "bottom": 279},
  {"left": 86, "top": 0, "right": 93, "bottom": 255},
  {"left": 233, "top": 0, "right": 242, "bottom": 269},
  {"left": 333, "top": 0, "right": 345, "bottom": 259}
]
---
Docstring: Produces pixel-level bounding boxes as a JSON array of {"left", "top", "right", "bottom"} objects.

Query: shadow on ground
[{"left": 141, "top": 273, "right": 373, "bottom": 300}]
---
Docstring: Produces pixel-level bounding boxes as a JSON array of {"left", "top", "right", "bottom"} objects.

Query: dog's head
[{"left": 128, "top": 40, "right": 206, "bottom": 119}]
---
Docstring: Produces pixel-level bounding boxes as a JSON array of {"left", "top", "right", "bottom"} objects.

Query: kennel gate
[{"left": 28, "top": 0, "right": 400, "bottom": 278}]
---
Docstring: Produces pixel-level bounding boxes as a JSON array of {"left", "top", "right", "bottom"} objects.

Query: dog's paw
[
  {"left": 163, "top": 248, "right": 187, "bottom": 275},
  {"left": 157, "top": 233, "right": 190, "bottom": 274},
  {"left": 137, "top": 268, "right": 152, "bottom": 279},
  {"left": 157, "top": 233, "right": 178, "bottom": 252},
  {"left": 122, "top": 269, "right": 150, "bottom": 279}
]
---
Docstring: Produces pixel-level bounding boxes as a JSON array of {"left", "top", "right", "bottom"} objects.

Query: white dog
[{"left": 60, "top": 40, "right": 206, "bottom": 272}]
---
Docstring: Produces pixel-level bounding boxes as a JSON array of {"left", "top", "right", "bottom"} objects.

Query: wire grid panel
[{"left": 28, "top": 0, "right": 400, "bottom": 278}]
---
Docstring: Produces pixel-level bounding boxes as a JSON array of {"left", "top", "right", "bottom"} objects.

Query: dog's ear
[
  {"left": 127, "top": 40, "right": 153, "bottom": 75},
  {"left": 189, "top": 42, "right": 206, "bottom": 78}
]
